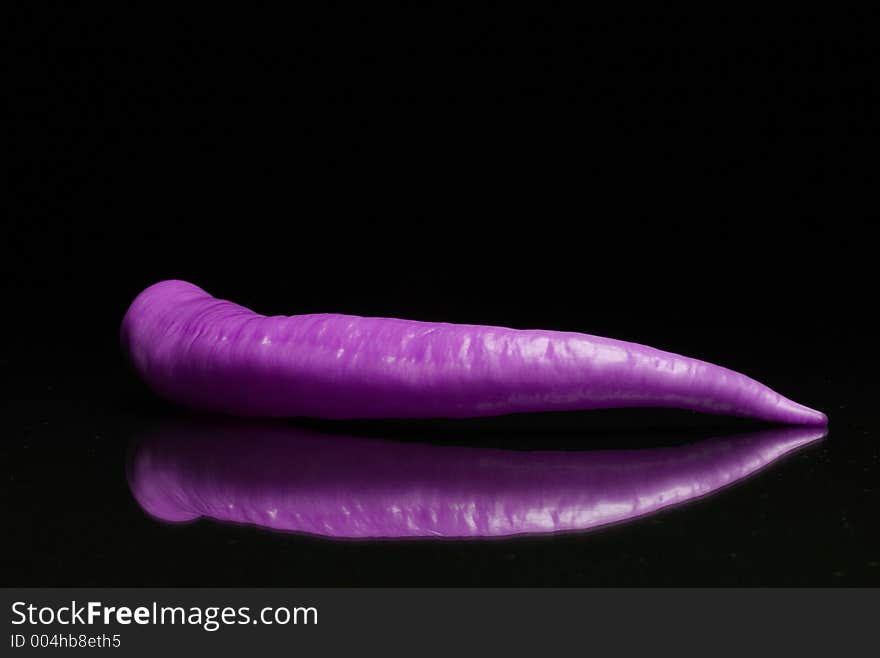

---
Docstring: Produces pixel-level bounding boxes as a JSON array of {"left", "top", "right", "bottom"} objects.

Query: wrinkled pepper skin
[
  {"left": 121, "top": 280, "right": 827, "bottom": 424},
  {"left": 128, "top": 421, "right": 826, "bottom": 538}
]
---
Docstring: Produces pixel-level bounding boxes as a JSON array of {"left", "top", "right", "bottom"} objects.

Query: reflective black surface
[{"left": 2, "top": 352, "right": 876, "bottom": 585}]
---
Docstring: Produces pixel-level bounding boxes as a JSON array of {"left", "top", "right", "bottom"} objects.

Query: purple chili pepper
[
  {"left": 121, "top": 280, "right": 826, "bottom": 424},
  {"left": 127, "top": 420, "right": 826, "bottom": 538}
]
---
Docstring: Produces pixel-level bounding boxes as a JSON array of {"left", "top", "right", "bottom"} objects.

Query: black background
[{"left": 3, "top": 8, "right": 877, "bottom": 585}]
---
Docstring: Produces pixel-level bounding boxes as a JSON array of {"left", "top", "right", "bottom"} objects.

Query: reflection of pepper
[
  {"left": 128, "top": 421, "right": 826, "bottom": 539},
  {"left": 122, "top": 280, "right": 826, "bottom": 424}
]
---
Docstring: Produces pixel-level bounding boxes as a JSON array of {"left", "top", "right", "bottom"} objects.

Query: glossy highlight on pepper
[
  {"left": 127, "top": 421, "right": 826, "bottom": 539},
  {"left": 121, "top": 280, "right": 827, "bottom": 424}
]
